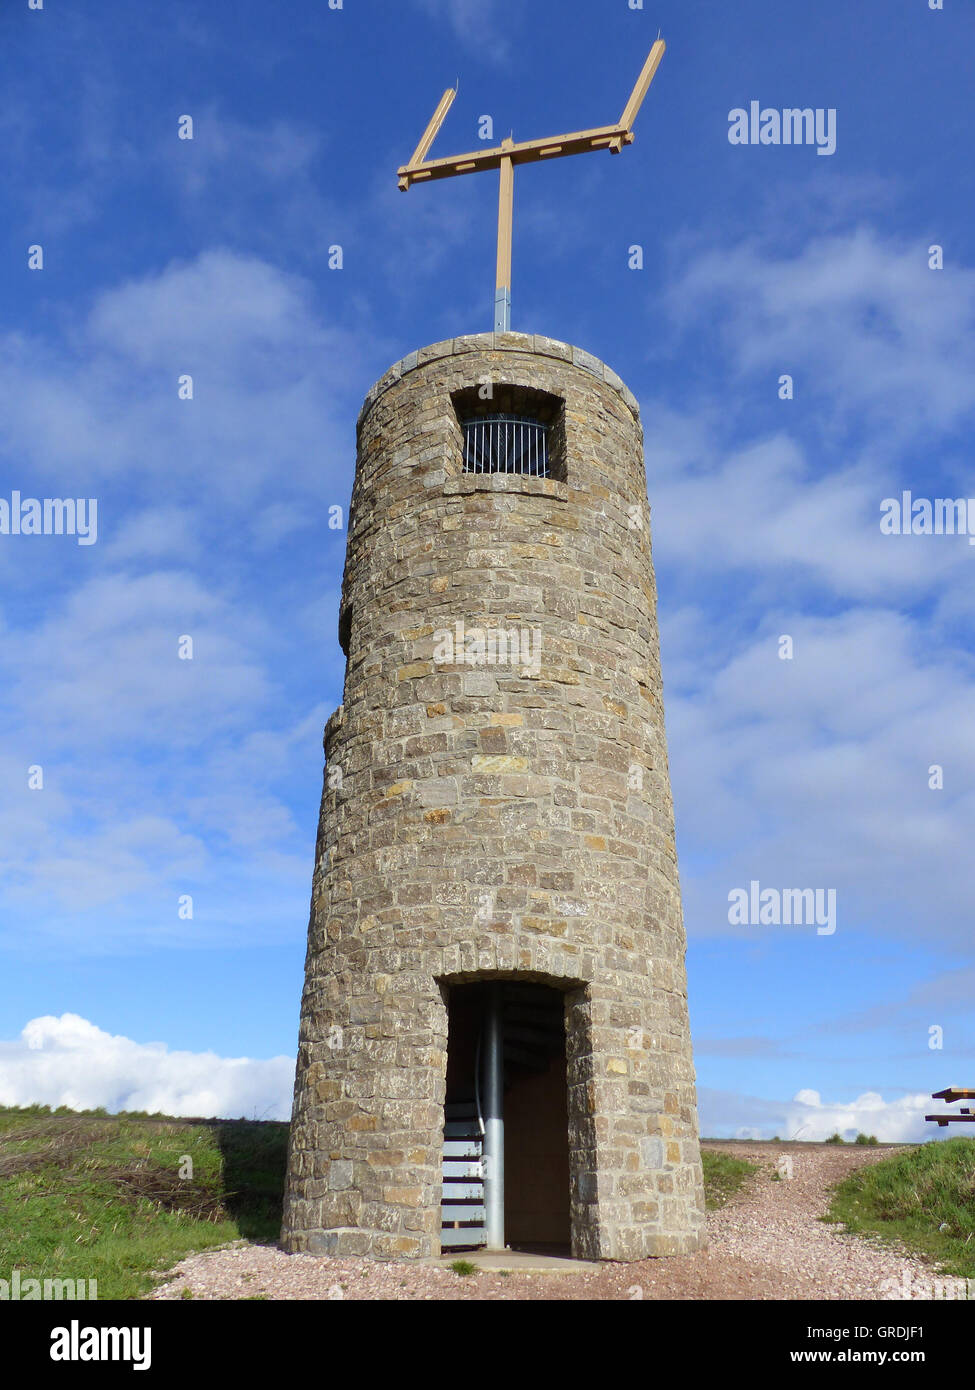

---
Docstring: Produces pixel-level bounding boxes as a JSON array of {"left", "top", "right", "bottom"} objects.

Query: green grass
[
  {"left": 0, "top": 1103, "right": 289, "bottom": 1300},
  {"left": 824, "top": 1132, "right": 879, "bottom": 1145},
  {"left": 824, "top": 1137, "right": 975, "bottom": 1278},
  {"left": 701, "top": 1149, "right": 759, "bottom": 1209},
  {"left": 17, "top": 1105, "right": 932, "bottom": 1298}
]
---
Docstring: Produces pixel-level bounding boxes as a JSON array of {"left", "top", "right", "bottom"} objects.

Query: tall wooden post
[{"left": 495, "top": 140, "right": 515, "bottom": 333}]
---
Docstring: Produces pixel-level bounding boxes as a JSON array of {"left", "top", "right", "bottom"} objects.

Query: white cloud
[
  {"left": 166, "top": 110, "right": 323, "bottom": 197},
  {"left": 0, "top": 250, "right": 356, "bottom": 954},
  {"left": 0, "top": 561, "right": 330, "bottom": 949},
  {"left": 0, "top": 704, "right": 321, "bottom": 948},
  {"left": 633, "top": 231, "right": 975, "bottom": 953},
  {"left": 699, "top": 1084, "right": 938, "bottom": 1143},
  {"left": 88, "top": 251, "right": 324, "bottom": 367},
  {"left": 0, "top": 249, "right": 362, "bottom": 506},
  {"left": 0, "top": 1015, "right": 295, "bottom": 1121},
  {"left": 663, "top": 228, "right": 975, "bottom": 439},
  {"left": 695, "top": 1037, "right": 793, "bottom": 1058},
  {"left": 647, "top": 424, "right": 971, "bottom": 601},
  {"left": 666, "top": 605, "right": 975, "bottom": 948},
  {"left": 783, "top": 1088, "right": 934, "bottom": 1144},
  {"left": 824, "top": 967, "right": 975, "bottom": 1036},
  {"left": 643, "top": 230, "right": 975, "bottom": 605},
  {"left": 103, "top": 507, "right": 201, "bottom": 563},
  {"left": 15, "top": 818, "right": 206, "bottom": 914},
  {"left": 412, "top": 0, "right": 510, "bottom": 61},
  {"left": 7, "top": 1016, "right": 935, "bottom": 1144},
  {"left": 0, "top": 569, "right": 273, "bottom": 747}
]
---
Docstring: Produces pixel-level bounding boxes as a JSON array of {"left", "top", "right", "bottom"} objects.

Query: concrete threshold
[{"left": 430, "top": 1249, "right": 601, "bottom": 1274}]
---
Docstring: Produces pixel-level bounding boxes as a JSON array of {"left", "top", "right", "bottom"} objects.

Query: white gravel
[{"left": 147, "top": 1142, "right": 973, "bottom": 1301}]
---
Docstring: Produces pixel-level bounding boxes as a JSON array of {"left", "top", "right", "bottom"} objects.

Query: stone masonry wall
[{"left": 281, "top": 332, "right": 706, "bottom": 1260}]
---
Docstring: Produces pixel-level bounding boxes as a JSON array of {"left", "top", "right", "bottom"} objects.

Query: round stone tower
[{"left": 281, "top": 331, "right": 705, "bottom": 1261}]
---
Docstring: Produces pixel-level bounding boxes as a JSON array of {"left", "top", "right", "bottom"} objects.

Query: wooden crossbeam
[
  {"left": 398, "top": 123, "right": 633, "bottom": 190},
  {"left": 396, "top": 39, "right": 666, "bottom": 330}
]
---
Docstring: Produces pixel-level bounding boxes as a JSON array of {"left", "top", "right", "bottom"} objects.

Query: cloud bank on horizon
[
  {"left": 0, "top": 1015, "right": 295, "bottom": 1122},
  {"left": 0, "top": 1015, "right": 946, "bottom": 1143}
]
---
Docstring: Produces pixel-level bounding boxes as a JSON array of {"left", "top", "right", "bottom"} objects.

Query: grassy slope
[
  {"left": 699, "top": 1148, "right": 759, "bottom": 1209},
  {"left": 9, "top": 1108, "right": 967, "bottom": 1298},
  {"left": 0, "top": 1105, "right": 288, "bottom": 1300},
  {"left": 0, "top": 1108, "right": 756, "bottom": 1297},
  {"left": 823, "top": 1136, "right": 975, "bottom": 1279}
]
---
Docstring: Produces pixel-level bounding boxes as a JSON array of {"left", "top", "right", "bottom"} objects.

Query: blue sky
[{"left": 1, "top": 0, "right": 973, "bottom": 1140}]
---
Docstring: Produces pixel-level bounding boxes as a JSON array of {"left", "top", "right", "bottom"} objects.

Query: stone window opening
[{"left": 451, "top": 385, "right": 566, "bottom": 483}]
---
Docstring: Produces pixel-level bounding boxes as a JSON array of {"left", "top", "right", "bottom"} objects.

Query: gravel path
[{"left": 148, "top": 1142, "right": 970, "bottom": 1301}]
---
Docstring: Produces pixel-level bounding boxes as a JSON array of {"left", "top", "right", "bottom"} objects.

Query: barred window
[
  {"left": 461, "top": 415, "right": 549, "bottom": 476},
  {"left": 451, "top": 384, "right": 566, "bottom": 482}
]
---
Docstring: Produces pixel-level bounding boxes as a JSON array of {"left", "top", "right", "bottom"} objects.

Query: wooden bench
[{"left": 925, "top": 1088, "right": 975, "bottom": 1126}]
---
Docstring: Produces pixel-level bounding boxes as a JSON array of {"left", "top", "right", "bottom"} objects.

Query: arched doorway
[{"left": 440, "top": 978, "right": 571, "bottom": 1255}]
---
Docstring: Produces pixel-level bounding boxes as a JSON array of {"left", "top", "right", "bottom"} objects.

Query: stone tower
[{"left": 281, "top": 331, "right": 705, "bottom": 1261}]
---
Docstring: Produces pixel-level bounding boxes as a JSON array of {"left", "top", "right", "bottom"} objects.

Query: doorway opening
[{"left": 440, "top": 979, "right": 570, "bottom": 1256}]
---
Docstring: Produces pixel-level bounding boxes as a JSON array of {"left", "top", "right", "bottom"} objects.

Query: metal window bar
[{"left": 462, "top": 415, "right": 549, "bottom": 477}]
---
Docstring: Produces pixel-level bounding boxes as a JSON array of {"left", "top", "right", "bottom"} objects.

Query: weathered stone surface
[{"left": 282, "top": 333, "right": 705, "bottom": 1261}]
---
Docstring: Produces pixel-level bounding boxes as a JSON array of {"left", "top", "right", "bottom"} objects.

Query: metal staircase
[
  {"left": 440, "top": 982, "right": 565, "bottom": 1251},
  {"left": 440, "top": 1099, "right": 486, "bottom": 1248}
]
